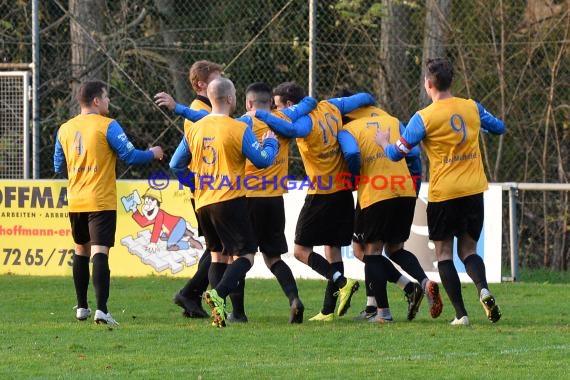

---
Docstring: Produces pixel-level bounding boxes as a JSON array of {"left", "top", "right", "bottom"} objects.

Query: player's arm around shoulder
[
  {"left": 376, "top": 113, "right": 426, "bottom": 162},
  {"left": 238, "top": 116, "right": 279, "bottom": 169},
  {"left": 249, "top": 109, "right": 304, "bottom": 138},
  {"left": 327, "top": 92, "right": 376, "bottom": 115},
  {"left": 280, "top": 96, "right": 317, "bottom": 122}
]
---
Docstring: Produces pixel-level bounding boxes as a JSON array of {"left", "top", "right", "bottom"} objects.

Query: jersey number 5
[{"left": 202, "top": 137, "right": 217, "bottom": 165}]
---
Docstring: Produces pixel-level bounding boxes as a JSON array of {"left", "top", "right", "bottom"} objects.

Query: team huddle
[{"left": 54, "top": 58, "right": 505, "bottom": 328}]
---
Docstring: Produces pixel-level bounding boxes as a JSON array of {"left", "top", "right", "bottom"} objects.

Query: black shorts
[
  {"left": 427, "top": 193, "right": 484, "bottom": 241},
  {"left": 190, "top": 198, "right": 203, "bottom": 236},
  {"left": 69, "top": 210, "right": 117, "bottom": 247},
  {"left": 295, "top": 190, "right": 354, "bottom": 247},
  {"left": 196, "top": 197, "right": 257, "bottom": 256},
  {"left": 247, "top": 196, "right": 288, "bottom": 256},
  {"left": 353, "top": 197, "right": 416, "bottom": 244}
]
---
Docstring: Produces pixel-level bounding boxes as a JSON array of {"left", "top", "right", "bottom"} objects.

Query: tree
[
  {"left": 378, "top": 0, "right": 418, "bottom": 117},
  {"left": 419, "top": 0, "right": 450, "bottom": 107},
  {"left": 69, "top": 0, "right": 106, "bottom": 115}
]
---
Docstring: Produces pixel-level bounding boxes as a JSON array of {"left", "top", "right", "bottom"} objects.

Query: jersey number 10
[{"left": 317, "top": 112, "right": 340, "bottom": 145}]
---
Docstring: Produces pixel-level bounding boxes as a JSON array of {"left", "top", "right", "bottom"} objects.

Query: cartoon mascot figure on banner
[{"left": 125, "top": 188, "right": 202, "bottom": 253}]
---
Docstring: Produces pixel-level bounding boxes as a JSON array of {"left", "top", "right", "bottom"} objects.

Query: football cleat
[
  {"left": 368, "top": 315, "right": 394, "bottom": 324},
  {"left": 74, "top": 306, "right": 91, "bottom": 321},
  {"left": 308, "top": 312, "right": 334, "bottom": 322},
  {"left": 450, "top": 316, "right": 470, "bottom": 326},
  {"left": 480, "top": 293, "right": 501, "bottom": 323},
  {"left": 173, "top": 291, "right": 208, "bottom": 318},
  {"left": 405, "top": 282, "right": 424, "bottom": 321},
  {"left": 353, "top": 309, "right": 378, "bottom": 321},
  {"left": 336, "top": 279, "right": 360, "bottom": 317},
  {"left": 203, "top": 289, "right": 227, "bottom": 328},
  {"left": 289, "top": 298, "right": 304, "bottom": 324},
  {"left": 227, "top": 313, "right": 248, "bottom": 323},
  {"left": 425, "top": 280, "right": 443, "bottom": 318},
  {"left": 94, "top": 310, "right": 119, "bottom": 326}
]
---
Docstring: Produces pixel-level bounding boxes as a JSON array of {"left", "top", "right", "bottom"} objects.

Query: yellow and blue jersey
[
  {"left": 172, "top": 115, "right": 279, "bottom": 210},
  {"left": 244, "top": 117, "right": 290, "bottom": 197},
  {"left": 248, "top": 96, "right": 317, "bottom": 195},
  {"left": 346, "top": 105, "right": 423, "bottom": 195},
  {"left": 295, "top": 101, "right": 346, "bottom": 194},
  {"left": 339, "top": 115, "right": 417, "bottom": 209},
  {"left": 183, "top": 95, "right": 211, "bottom": 136},
  {"left": 384, "top": 97, "right": 505, "bottom": 202},
  {"left": 171, "top": 101, "right": 211, "bottom": 191},
  {"left": 256, "top": 93, "right": 375, "bottom": 195},
  {"left": 344, "top": 105, "right": 389, "bottom": 121},
  {"left": 54, "top": 114, "right": 154, "bottom": 211}
]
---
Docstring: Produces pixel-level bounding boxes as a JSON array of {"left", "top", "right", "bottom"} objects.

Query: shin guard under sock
[
  {"left": 307, "top": 251, "right": 333, "bottom": 279},
  {"left": 322, "top": 261, "right": 343, "bottom": 314},
  {"left": 390, "top": 249, "right": 428, "bottom": 283},
  {"left": 72, "top": 254, "right": 90, "bottom": 309},
  {"left": 216, "top": 258, "right": 252, "bottom": 299},
  {"left": 208, "top": 262, "right": 228, "bottom": 290},
  {"left": 438, "top": 259, "right": 467, "bottom": 318},
  {"left": 92, "top": 253, "right": 110, "bottom": 314},
  {"left": 463, "top": 254, "right": 489, "bottom": 296},
  {"left": 181, "top": 249, "right": 212, "bottom": 299},
  {"left": 229, "top": 276, "right": 246, "bottom": 316},
  {"left": 363, "top": 255, "right": 389, "bottom": 308},
  {"left": 270, "top": 260, "right": 299, "bottom": 303}
]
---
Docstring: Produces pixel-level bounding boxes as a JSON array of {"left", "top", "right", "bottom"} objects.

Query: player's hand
[
  {"left": 149, "top": 146, "right": 164, "bottom": 160},
  {"left": 262, "top": 130, "right": 276, "bottom": 142},
  {"left": 375, "top": 128, "right": 390, "bottom": 150},
  {"left": 154, "top": 92, "right": 176, "bottom": 111},
  {"left": 146, "top": 242, "right": 158, "bottom": 253},
  {"left": 245, "top": 110, "right": 256, "bottom": 117}
]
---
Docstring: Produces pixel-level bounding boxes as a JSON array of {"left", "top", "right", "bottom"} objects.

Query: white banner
[{"left": 247, "top": 183, "right": 503, "bottom": 283}]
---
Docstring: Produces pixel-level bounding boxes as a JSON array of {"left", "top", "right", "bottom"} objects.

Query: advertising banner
[
  {"left": 248, "top": 183, "right": 503, "bottom": 283},
  {"left": 0, "top": 180, "right": 203, "bottom": 277},
  {"left": 0, "top": 180, "right": 502, "bottom": 282}
]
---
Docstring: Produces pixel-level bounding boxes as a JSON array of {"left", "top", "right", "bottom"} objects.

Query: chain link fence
[{"left": 1, "top": 0, "right": 569, "bottom": 269}]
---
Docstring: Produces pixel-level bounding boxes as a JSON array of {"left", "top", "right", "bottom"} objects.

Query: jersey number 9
[{"left": 450, "top": 114, "right": 467, "bottom": 145}]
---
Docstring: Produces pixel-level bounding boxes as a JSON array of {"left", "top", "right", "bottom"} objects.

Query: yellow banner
[{"left": 0, "top": 180, "right": 203, "bottom": 277}]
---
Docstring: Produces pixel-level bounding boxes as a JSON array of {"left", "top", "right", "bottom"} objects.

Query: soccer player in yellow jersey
[
  {"left": 377, "top": 58, "right": 505, "bottom": 325},
  {"left": 183, "top": 60, "right": 222, "bottom": 135},
  {"left": 161, "top": 84, "right": 315, "bottom": 323},
  {"left": 54, "top": 80, "right": 163, "bottom": 326},
  {"left": 254, "top": 82, "right": 376, "bottom": 321},
  {"left": 155, "top": 60, "right": 222, "bottom": 319},
  {"left": 170, "top": 78, "right": 279, "bottom": 327},
  {"left": 339, "top": 110, "right": 443, "bottom": 322},
  {"left": 239, "top": 82, "right": 317, "bottom": 323}
]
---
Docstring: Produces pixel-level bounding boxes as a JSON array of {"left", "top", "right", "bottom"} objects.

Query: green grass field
[{"left": 1, "top": 271, "right": 569, "bottom": 379}]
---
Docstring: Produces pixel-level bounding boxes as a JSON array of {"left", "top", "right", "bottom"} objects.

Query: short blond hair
[
  {"left": 207, "top": 78, "right": 234, "bottom": 102},
  {"left": 189, "top": 60, "right": 223, "bottom": 92}
]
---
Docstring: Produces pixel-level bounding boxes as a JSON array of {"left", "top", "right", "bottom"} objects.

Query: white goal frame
[{"left": 0, "top": 71, "right": 31, "bottom": 179}]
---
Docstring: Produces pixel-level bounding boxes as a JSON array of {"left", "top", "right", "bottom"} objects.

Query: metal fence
[{"left": 1, "top": 0, "right": 569, "bottom": 269}]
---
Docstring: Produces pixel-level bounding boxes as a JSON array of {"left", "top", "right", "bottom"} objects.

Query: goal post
[{"left": 0, "top": 70, "right": 31, "bottom": 179}]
